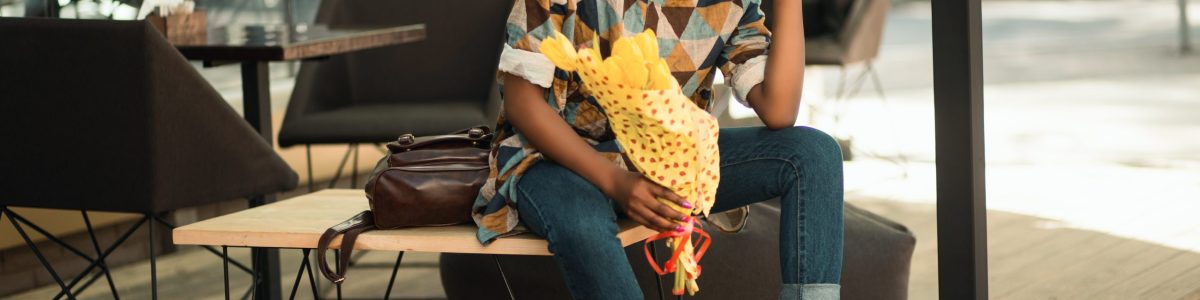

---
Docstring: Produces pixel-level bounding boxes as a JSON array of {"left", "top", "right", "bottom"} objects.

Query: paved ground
[{"left": 9, "top": 0, "right": 1200, "bottom": 299}]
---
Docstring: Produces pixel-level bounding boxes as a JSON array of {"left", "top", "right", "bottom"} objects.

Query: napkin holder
[{"left": 147, "top": 11, "right": 207, "bottom": 44}]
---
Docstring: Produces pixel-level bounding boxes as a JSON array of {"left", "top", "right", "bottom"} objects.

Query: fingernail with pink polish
[
  {"left": 682, "top": 202, "right": 693, "bottom": 209},
  {"left": 674, "top": 225, "right": 685, "bottom": 232}
]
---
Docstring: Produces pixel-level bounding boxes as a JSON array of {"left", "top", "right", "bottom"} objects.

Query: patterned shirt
[{"left": 473, "top": 0, "right": 772, "bottom": 243}]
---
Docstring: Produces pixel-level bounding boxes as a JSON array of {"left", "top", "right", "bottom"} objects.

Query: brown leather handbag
[{"left": 316, "top": 126, "right": 492, "bottom": 283}]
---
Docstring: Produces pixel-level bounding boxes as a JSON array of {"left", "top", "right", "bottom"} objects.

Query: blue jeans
[{"left": 515, "top": 126, "right": 845, "bottom": 299}]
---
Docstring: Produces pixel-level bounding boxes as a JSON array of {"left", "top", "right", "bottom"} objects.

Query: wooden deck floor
[{"left": 851, "top": 199, "right": 1200, "bottom": 300}]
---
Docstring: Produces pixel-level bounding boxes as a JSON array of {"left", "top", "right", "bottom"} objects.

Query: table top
[
  {"left": 173, "top": 189, "right": 655, "bottom": 256},
  {"left": 174, "top": 24, "right": 425, "bottom": 62}
]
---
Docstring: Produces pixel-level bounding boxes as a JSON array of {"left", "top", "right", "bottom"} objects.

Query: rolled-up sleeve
[
  {"left": 496, "top": 0, "right": 563, "bottom": 88},
  {"left": 719, "top": 0, "right": 772, "bottom": 107}
]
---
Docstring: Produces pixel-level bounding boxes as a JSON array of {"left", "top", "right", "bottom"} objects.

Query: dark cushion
[
  {"left": 0, "top": 18, "right": 298, "bottom": 213},
  {"left": 440, "top": 202, "right": 915, "bottom": 300},
  {"left": 278, "top": 102, "right": 490, "bottom": 146}
]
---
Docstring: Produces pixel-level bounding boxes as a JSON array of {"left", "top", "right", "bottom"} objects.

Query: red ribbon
[{"left": 642, "top": 218, "right": 713, "bottom": 294}]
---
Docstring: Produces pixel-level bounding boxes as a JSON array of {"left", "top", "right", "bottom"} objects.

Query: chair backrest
[
  {"left": 0, "top": 18, "right": 297, "bottom": 213},
  {"left": 313, "top": 0, "right": 511, "bottom": 106},
  {"left": 762, "top": 0, "right": 890, "bottom": 65},
  {"left": 836, "top": 0, "right": 890, "bottom": 64}
]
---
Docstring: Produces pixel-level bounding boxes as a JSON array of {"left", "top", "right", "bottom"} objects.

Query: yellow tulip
[
  {"left": 635, "top": 29, "right": 659, "bottom": 61},
  {"left": 538, "top": 32, "right": 578, "bottom": 71},
  {"left": 641, "top": 59, "right": 667, "bottom": 90}
]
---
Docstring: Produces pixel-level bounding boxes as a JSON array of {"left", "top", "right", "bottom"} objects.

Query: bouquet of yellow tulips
[{"left": 540, "top": 29, "right": 720, "bottom": 296}]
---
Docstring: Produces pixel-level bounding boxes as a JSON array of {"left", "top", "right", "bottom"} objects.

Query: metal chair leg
[
  {"left": 327, "top": 145, "right": 354, "bottom": 189},
  {"left": 384, "top": 252, "right": 405, "bottom": 300},
  {"left": 492, "top": 255, "right": 516, "bottom": 300},
  {"left": 52, "top": 217, "right": 148, "bottom": 300},
  {"left": 1180, "top": 0, "right": 1192, "bottom": 53},
  {"left": 81, "top": 211, "right": 120, "bottom": 299},
  {"left": 7, "top": 209, "right": 119, "bottom": 299},
  {"left": 306, "top": 144, "right": 315, "bottom": 192},
  {"left": 4, "top": 208, "right": 75, "bottom": 299},
  {"left": 351, "top": 143, "right": 359, "bottom": 188}
]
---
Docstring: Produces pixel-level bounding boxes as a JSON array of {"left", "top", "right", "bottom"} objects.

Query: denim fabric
[{"left": 515, "top": 126, "right": 844, "bottom": 300}]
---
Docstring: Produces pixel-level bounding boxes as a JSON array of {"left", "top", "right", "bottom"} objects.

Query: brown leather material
[
  {"left": 316, "top": 211, "right": 375, "bottom": 283},
  {"left": 318, "top": 125, "right": 492, "bottom": 284},
  {"left": 365, "top": 126, "right": 492, "bottom": 229}
]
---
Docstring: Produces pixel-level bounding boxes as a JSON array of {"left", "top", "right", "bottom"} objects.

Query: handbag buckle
[
  {"left": 397, "top": 134, "right": 416, "bottom": 145},
  {"left": 467, "top": 128, "right": 485, "bottom": 139}
]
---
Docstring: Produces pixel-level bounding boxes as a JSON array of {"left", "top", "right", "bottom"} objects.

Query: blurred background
[{"left": 2, "top": 0, "right": 1198, "bottom": 298}]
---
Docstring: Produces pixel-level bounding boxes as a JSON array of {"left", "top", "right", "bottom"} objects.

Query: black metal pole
[
  {"left": 148, "top": 214, "right": 158, "bottom": 300},
  {"left": 492, "top": 255, "right": 516, "bottom": 300},
  {"left": 383, "top": 252, "right": 404, "bottom": 300},
  {"left": 242, "top": 60, "right": 282, "bottom": 300},
  {"left": 224, "top": 246, "right": 231, "bottom": 300},
  {"left": 931, "top": 0, "right": 989, "bottom": 298},
  {"left": 648, "top": 241, "right": 665, "bottom": 300}
]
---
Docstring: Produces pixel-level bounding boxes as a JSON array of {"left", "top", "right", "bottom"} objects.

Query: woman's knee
[{"left": 775, "top": 126, "right": 843, "bottom": 167}]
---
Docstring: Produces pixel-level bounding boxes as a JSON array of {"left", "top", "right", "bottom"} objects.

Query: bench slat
[{"left": 172, "top": 189, "right": 655, "bottom": 256}]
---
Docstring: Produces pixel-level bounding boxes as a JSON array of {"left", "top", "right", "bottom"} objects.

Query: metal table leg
[{"left": 241, "top": 61, "right": 282, "bottom": 300}]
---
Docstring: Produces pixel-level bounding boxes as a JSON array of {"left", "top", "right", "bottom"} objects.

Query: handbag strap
[{"left": 316, "top": 210, "right": 376, "bottom": 284}]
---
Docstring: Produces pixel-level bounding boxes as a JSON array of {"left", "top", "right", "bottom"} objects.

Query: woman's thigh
[
  {"left": 513, "top": 160, "right": 623, "bottom": 250},
  {"left": 711, "top": 126, "right": 843, "bottom": 212}
]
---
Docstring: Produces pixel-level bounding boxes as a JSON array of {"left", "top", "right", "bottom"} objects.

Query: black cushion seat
[{"left": 278, "top": 102, "right": 489, "bottom": 146}]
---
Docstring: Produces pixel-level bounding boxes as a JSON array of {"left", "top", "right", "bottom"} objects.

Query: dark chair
[
  {"left": 0, "top": 17, "right": 298, "bottom": 298},
  {"left": 278, "top": 0, "right": 509, "bottom": 190},
  {"left": 440, "top": 201, "right": 916, "bottom": 300}
]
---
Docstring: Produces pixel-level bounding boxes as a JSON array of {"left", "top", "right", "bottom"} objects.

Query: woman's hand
[{"left": 605, "top": 171, "right": 692, "bottom": 232}]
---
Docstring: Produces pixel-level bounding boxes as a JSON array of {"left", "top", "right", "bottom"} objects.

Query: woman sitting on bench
[{"left": 473, "top": 1, "right": 844, "bottom": 299}]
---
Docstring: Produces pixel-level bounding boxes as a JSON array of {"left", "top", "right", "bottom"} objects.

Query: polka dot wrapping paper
[{"left": 540, "top": 29, "right": 720, "bottom": 296}]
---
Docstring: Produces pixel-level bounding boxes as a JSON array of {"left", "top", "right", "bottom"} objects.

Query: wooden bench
[{"left": 173, "top": 189, "right": 657, "bottom": 298}]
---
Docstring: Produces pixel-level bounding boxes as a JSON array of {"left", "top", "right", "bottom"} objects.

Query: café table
[{"left": 172, "top": 23, "right": 426, "bottom": 300}]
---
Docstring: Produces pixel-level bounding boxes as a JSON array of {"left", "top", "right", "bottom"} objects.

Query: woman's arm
[
  {"left": 745, "top": 0, "right": 805, "bottom": 130},
  {"left": 502, "top": 74, "right": 688, "bottom": 232}
]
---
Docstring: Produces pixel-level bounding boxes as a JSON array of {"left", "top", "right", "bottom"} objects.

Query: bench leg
[
  {"left": 334, "top": 249, "right": 343, "bottom": 300},
  {"left": 384, "top": 252, "right": 405, "bottom": 300},
  {"left": 648, "top": 241, "right": 665, "bottom": 300},
  {"left": 492, "top": 255, "right": 516, "bottom": 300},
  {"left": 224, "top": 246, "right": 231, "bottom": 300}
]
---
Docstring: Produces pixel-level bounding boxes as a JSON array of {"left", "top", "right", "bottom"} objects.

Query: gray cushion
[{"left": 439, "top": 201, "right": 915, "bottom": 300}]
